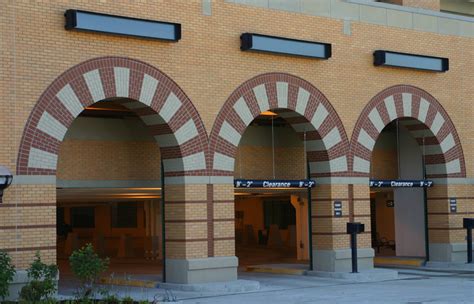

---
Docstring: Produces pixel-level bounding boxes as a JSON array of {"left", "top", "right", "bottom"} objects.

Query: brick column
[
  {"left": 428, "top": 183, "right": 473, "bottom": 262},
  {"left": 164, "top": 182, "right": 237, "bottom": 284},
  {"left": 212, "top": 183, "right": 235, "bottom": 258},
  {"left": 312, "top": 183, "right": 374, "bottom": 272},
  {"left": 0, "top": 180, "right": 56, "bottom": 269}
]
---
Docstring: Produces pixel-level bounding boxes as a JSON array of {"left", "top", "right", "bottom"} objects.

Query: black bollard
[
  {"left": 463, "top": 218, "right": 474, "bottom": 264},
  {"left": 347, "top": 222, "right": 365, "bottom": 273},
  {"left": 350, "top": 232, "right": 358, "bottom": 273}
]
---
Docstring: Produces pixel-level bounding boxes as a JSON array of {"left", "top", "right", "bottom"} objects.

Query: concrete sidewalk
[{"left": 58, "top": 267, "right": 474, "bottom": 303}]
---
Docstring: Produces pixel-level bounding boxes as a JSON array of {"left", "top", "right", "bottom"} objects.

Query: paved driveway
[
  {"left": 59, "top": 268, "right": 474, "bottom": 303},
  {"left": 182, "top": 269, "right": 474, "bottom": 304}
]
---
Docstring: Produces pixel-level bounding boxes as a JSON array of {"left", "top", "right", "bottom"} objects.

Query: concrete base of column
[
  {"left": 5, "top": 270, "right": 59, "bottom": 301},
  {"left": 312, "top": 248, "right": 375, "bottom": 272},
  {"left": 165, "top": 256, "right": 238, "bottom": 284},
  {"left": 5, "top": 270, "right": 28, "bottom": 301},
  {"left": 429, "top": 242, "right": 474, "bottom": 263}
]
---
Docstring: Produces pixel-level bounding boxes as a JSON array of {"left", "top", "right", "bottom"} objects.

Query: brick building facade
[{"left": 1, "top": 0, "right": 473, "bottom": 284}]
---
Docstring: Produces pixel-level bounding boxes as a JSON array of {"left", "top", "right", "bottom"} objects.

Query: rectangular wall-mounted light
[
  {"left": 374, "top": 50, "right": 448, "bottom": 72},
  {"left": 241, "top": 33, "right": 331, "bottom": 59},
  {"left": 65, "top": 10, "right": 181, "bottom": 41}
]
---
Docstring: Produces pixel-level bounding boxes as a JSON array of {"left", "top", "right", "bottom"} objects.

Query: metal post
[
  {"left": 307, "top": 161, "right": 313, "bottom": 271},
  {"left": 467, "top": 228, "right": 473, "bottom": 264},
  {"left": 422, "top": 137, "right": 430, "bottom": 262},
  {"left": 350, "top": 232, "right": 358, "bottom": 273},
  {"left": 161, "top": 160, "right": 166, "bottom": 282},
  {"left": 423, "top": 186, "right": 430, "bottom": 262}
]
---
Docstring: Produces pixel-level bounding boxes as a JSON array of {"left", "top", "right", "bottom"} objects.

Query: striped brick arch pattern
[
  {"left": 209, "top": 73, "right": 349, "bottom": 178},
  {"left": 17, "top": 57, "right": 208, "bottom": 179},
  {"left": 350, "top": 85, "right": 466, "bottom": 178}
]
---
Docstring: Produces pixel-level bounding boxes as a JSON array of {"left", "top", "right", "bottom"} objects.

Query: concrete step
[
  {"left": 99, "top": 276, "right": 160, "bottom": 288},
  {"left": 245, "top": 263, "right": 308, "bottom": 275},
  {"left": 374, "top": 256, "right": 425, "bottom": 267}
]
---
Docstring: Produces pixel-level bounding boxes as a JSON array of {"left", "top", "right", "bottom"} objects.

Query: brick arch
[
  {"left": 349, "top": 85, "right": 466, "bottom": 178},
  {"left": 208, "top": 73, "right": 349, "bottom": 178},
  {"left": 17, "top": 57, "right": 208, "bottom": 179}
]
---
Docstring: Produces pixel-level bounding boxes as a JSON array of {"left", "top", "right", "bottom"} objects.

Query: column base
[
  {"left": 5, "top": 270, "right": 59, "bottom": 301},
  {"left": 313, "top": 248, "right": 375, "bottom": 272},
  {"left": 165, "top": 256, "right": 238, "bottom": 284},
  {"left": 429, "top": 243, "right": 474, "bottom": 262}
]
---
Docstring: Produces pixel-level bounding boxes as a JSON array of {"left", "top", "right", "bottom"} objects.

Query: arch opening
[
  {"left": 349, "top": 85, "right": 466, "bottom": 267},
  {"left": 369, "top": 118, "right": 432, "bottom": 263},
  {"left": 234, "top": 110, "right": 314, "bottom": 272},
  {"left": 208, "top": 72, "right": 350, "bottom": 276},
  {"left": 57, "top": 99, "right": 166, "bottom": 283},
  {"left": 14, "top": 57, "right": 210, "bottom": 286}
]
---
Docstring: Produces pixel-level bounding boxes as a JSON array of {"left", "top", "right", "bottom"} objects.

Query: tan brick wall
[
  {"left": 235, "top": 146, "right": 305, "bottom": 179},
  {"left": 370, "top": 150, "right": 398, "bottom": 179},
  {"left": 2, "top": 1, "right": 473, "bottom": 171},
  {"left": 1, "top": 0, "right": 473, "bottom": 267},
  {"left": 57, "top": 140, "right": 161, "bottom": 180},
  {"left": 402, "top": 0, "right": 440, "bottom": 11},
  {"left": 311, "top": 184, "right": 371, "bottom": 250},
  {"left": 212, "top": 184, "right": 235, "bottom": 256},
  {"left": 381, "top": 0, "right": 440, "bottom": 11},
  {"left": 164, "top": 184, "right": 210, "bottom": 259},
  {"left": 0, "top": 184, "right": 56, "bottom": 268}
]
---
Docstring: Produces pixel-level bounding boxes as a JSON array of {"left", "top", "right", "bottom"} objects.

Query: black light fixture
[
  {"left": 0, "top": 166, "right": 13, "bottom": 201},
  {"left": 241, "top": 33, "right": 331, "bottom": 59},
  {"left": 374, "top": 50, "right": 449, "bottom": 72},
  {"left": 65, "top": 10, "right": 181, "bottom": 41}
]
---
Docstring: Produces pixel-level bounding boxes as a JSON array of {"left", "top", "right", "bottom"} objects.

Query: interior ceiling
[
  {"left": 83, "top": 100, "right": 296, "bottom": 125},
  {"left": 381, "top": 117, "right": 419, "bottom": 133},
  {"left": 81, "top": 99, "right": 136, "bottom": 118},
  {"left": 250, "top": 110, "right": 293, "bottom": 127},
  {"left": 57, "top": 187, "right": 305, "bottom": 203},
  {"left": 57, "top": 187, "right": 162, "bottom": 204}
]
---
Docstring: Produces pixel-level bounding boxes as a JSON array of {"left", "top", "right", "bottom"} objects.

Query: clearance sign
[
  {"left": 234, "top": 179, "right": 316, "bottom": 188},
  {"left": 369, "top": 180, "right": 433, "bottom": 188}
]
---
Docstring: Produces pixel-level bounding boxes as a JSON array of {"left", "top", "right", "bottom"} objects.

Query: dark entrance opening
[
  {"left": 233, "top": 111, "right": 312, "bottom": 275},
  {"left": 56, "top": 100, "right": 164, "bottom": 286},
  {"left": 370, "top": 119, "right": 429, "bottom": 266}
]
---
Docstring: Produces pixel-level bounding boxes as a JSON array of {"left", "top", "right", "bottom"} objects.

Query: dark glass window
[
  {"left": 263, "top": 199, "right": 296, "bottom": 229},
  {"left": 57, "top": 207, "right": 65, "bottom": 224},
  {"left": 111, "top": 202, "right": 138, "bottom": 228},
  {"left": 70, "top": 207, "right": 95, "bottom": 228},
  {"left": 65, "top": 10, "right": 181, "bottom": 41},
  {"left": 241, "top": 33, "right": 331, "bottom": 59}
]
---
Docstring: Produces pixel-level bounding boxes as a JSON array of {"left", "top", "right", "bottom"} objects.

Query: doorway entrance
[
  {"left": 370, "top": 119, "right": 429, "bottom": 266},
  {"left": 233, "top": 111, "right": 312, "bottom": 274},
  {"left": 56, "top": 100, "right": 164, "bottom": 284}
]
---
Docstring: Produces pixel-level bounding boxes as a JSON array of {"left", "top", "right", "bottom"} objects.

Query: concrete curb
[
  {"left": 158, "top": 279, "right": 260, "bottom": 292},
  {"left": 424, "top": 261, "right": 474, "bottom": 272},
  {"left": 307, "top": 269, "right": 399, "bottom": 282}
]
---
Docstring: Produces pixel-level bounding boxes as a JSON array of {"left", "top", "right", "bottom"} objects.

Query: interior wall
[
  {"left": 57, "top": 116, "right": 161, "bottom": 181},
  {"left": 290, "top": 195, "right": 309, "bottom": 260},
  {"left": 371, "top": 130, "right": 398, "bottom": 179},
  {"left": 441, "top": 0, "right": 474, "bottom": 16},
  {"left": 59, "top": 202, "right": 152, "bottom": 257},
  {"left": 235, "top": 197, "right": 264, "bottom": 242},
  {"left": 375, "top": 191, "right": 395, "bottom": 243},
  {"left": 394, "top": 126, "right": 426, "bottom": 257},
  {"left": 235, "top": 125, "right": 305, "bottom": 179}
]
